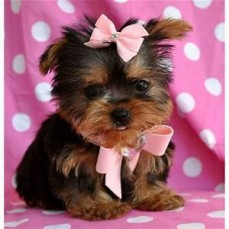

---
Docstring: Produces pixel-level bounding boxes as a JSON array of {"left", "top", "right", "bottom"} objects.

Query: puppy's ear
[
  {"left": 39, "top": 38, "right": 66, "bottom": 75},
  {"left": 146, "top": 18, "right": 192, "bottom": 41}
]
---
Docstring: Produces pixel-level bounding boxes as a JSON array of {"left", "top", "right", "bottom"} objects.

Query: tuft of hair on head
[{"left": 145, "top": 18, "right": 192, "bottom": 41}]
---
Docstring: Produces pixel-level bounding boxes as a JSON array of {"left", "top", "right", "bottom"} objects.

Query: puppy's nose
[{"left": 111, "top": 109, "right": 130, "bottom": 126}]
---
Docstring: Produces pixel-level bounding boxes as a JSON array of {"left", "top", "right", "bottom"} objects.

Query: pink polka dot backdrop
[{"left": 4, "top": 0, "right": 225, "bottom": 228}]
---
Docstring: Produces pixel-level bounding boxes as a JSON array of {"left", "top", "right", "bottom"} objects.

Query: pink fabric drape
[{"left": 5, "top": 0, "right": 224, "bottom": 228}]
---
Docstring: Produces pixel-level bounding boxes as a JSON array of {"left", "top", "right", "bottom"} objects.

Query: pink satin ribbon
[
  {"left": 84, "top": 14, "right": 149, "bottom": 62},
  {"left": 96, "top": 125, "right": 174, "bottom": 198}
]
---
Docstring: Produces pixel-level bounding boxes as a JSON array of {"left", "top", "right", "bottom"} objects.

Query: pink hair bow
[
  {"left": 84, "top": 14, "right": 149, "bottom": 62},
  {"left": 96, "top": 125, "right": 174, "bottom": 198}
]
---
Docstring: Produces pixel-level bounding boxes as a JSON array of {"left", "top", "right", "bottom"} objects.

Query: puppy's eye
[
  {"left": 85, "top": 85, "right": 104, "bottom": 99},
  {"left": 135, "top": 80, "right": 149, "bottom": 93}
]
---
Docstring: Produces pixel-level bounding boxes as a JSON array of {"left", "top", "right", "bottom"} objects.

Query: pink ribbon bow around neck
[
  {"left": 95, "top": 125, "right": 174, "bottom": 199},
  {"left": 84, "top": 14, "right": 149, "bottom": 62}
]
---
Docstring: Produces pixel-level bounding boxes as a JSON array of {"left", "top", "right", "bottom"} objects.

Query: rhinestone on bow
[{"left": 111, "top": 32, "right": 119, "bottom": 41}]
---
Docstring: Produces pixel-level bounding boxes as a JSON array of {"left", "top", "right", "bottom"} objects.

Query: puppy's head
[{"left": 39, "top": 16, "right": 192, "bottom": 149}]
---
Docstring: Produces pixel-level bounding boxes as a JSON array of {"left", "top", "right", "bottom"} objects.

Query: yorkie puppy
[{"left": 16, "top": 15, "right": 192, "bottom": 220}]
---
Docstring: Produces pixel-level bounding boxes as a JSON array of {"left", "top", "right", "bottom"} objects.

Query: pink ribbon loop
[
  {"left": 143, "top": 125, "right": 174, "bottom": 156},
  {"left": 95, "top": 125, "right": 174, "bottom": 198},
  {"left": 84, "top": 14, "right": 149, "bottom": 62}
]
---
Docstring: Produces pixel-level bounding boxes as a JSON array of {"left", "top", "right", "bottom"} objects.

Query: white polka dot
[
  {"left": 193, "top": 0, "right": 212, "bottom": 9},
  {"left": 163, "top": 6, "right": 182, "bottom": 19},
  {"left": 57, "top": 0, "right": 75, "bottom": 13},
  {"left": 7, "top": 208, "right": 27, "bottom": 214},
  {"left": 188, "top": 198, "right": 209, "bottom": 203},
  {"left": 12, "top": 54, "right": 26, "bottom": 74},
  {"left": 127, "top": 216, "right": 154, "bottom": 223},
  {"left": 204, "top": 78, "right": 222, "bottom": 96},
  {"left": 183, "top": 157, "right": 202, "bottom": 177},
  {"left": 4, "top": 219, "right": 29, "bottom": 228},
  {"left": 11, "top": 174, "right": 17, "bottom": 188},
  {"left": 31, "top": 21, "right": 51, "bottom": 42},
  {"left": 171, "top": 207, "right": 184, "bottom": 212},
  {"left": 212, "top": 193, "right": 224, "bottom": 198},
  {"left": 215, "top": 183, "right": 225, "bottom": 192},
  {"left": 43, "top": 224, "right": 71, "bottom": 229},
  {"left": 176, "top": 92, "right": 195, "bottom": 113},
  {"left": 184, "top": 42, "right": 200, "bottom": 61},
  {"left": 214, "top": 23, "right": 224, "bottom": 42},
  {"left": 207, "top": 210, "right": 224, "bottom": 218},
  {"left": 35, "top": 82, "right": 52, "bottom": 102},
  {"left": 177, "top": 222, "right": 206, "bottom": 229},
  {"left": 12, "top": 113, "right": 31, "bottom": 132},
  {"left": 114, "top": 0, "right": 128, "bottom": 2},
  {"left": 199, "top": 129, "right": 216, "bottom": 149},
  {"left": 10, "top": 0, "right": 22, "bottom": 13},
  {"left": 42, "top": 210, "right": 66, "bottom": 215}
]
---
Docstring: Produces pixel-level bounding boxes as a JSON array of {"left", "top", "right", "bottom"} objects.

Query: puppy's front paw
[
  {"left": 68, "top": 202, "right": 132, "bottom": 220},
  {"left": 160, "top": 194, "right": 185, "bottom": 210},
  {"left": 132, "top": 191, "right": 185, "bottom": 211}
]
